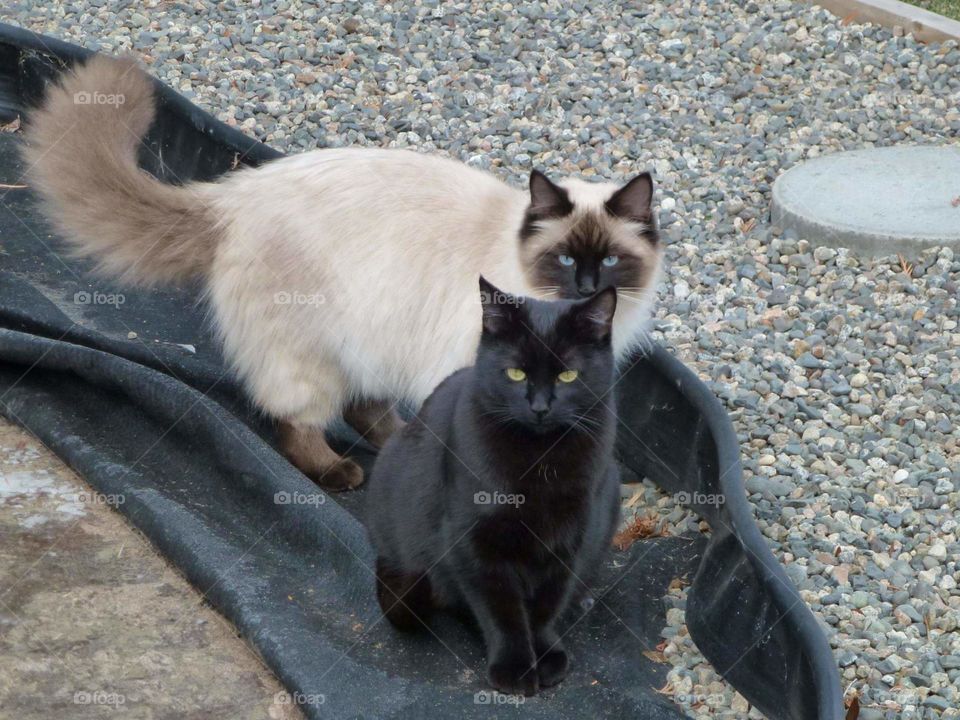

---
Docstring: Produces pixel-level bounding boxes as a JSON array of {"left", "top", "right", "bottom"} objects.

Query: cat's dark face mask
[
  {"left": 474, "top": 277, "right": 616, "bottom": 435},
  {"left": 519, "top": 170, "right": 660, "bottom": 302}
]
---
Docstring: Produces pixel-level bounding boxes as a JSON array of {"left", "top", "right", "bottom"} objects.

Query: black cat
[{"left": 366, "top": 277, "right": 621, "bottom": 696}]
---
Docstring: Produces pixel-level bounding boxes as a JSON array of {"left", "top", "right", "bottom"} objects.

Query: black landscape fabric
[{"left": 0, "top": 24, "right": 843, "bottom": 720}]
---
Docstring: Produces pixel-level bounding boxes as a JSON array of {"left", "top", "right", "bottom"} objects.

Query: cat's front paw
[
  {"left": 536, "top": 647, "right": 569, "bottom": 688},
  {"left": 487, "top": 653, "right": 539, "bottom": 697}
]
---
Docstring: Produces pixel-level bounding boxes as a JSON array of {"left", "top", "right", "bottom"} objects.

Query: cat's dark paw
[
  {"left": 487, "top": 654, "right": 539, "bottom": 697},
  {"left": 315, "top": 458, "right": 364, "bottom": 491},
  {"left": 536, "top": 647, "right": 569, "bottom": 688}
]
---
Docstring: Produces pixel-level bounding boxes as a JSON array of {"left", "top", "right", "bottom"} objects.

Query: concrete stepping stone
[{"left": 771, "top": 146, "right": 960, "bottom": 252}]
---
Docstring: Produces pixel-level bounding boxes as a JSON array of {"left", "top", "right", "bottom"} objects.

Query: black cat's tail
[{"left": 375, "top": 557, "right": 433, "bottom": 631}]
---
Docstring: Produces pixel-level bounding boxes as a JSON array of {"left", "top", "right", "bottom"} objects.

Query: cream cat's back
[{"left": 207, "top": 147, "right": 532, "bottom": 412}]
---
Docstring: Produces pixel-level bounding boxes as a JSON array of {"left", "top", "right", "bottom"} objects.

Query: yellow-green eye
[
  {"left": 505, "top": 368, "right": 526, "bottom": 382},
  {"left": 557, "top": 369, "right": 579, "bottom": 383}
]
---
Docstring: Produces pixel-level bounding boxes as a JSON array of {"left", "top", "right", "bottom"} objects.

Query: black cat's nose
[
  {"left": 530, "top": 395, "right": 550, "bottom": 419},
  {"left": 577, "top": 283, "right": 596, "bottom": 297}
]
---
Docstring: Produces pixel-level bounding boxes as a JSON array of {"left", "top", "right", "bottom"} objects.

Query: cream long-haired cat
[{"left": 25, "top": 56, "right": 663, "bottom": 490}]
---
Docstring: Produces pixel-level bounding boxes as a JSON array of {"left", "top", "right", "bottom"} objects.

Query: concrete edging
[
  {"left": 770, "top": 146, "right": 960, "bottom": 254},
  {"left": 814, "top": 0, "right": 960, "bottom": 42}
]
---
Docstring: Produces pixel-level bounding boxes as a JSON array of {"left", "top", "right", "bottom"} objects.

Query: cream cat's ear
[
  {"left": 570, "top": 287, "right": 618, "bottom": 343},
  {"left": 605, "top": 172, "right": 654, "bottom": 224},
  {"left": 479, "top": 276, "right": 521, "bottom": 337},
  {"left": 528, "top": 169, "right": 573, "bottom": 218}
]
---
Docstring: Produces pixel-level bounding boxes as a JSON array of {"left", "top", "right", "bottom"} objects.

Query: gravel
[{"left": 3, "top": 0, "right": 959, "bottom": 717}]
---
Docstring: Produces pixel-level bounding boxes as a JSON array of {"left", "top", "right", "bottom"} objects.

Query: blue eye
[
  {"left": 558, "top": 254, "right": 575, "bottom": 267},
  {"left": 602, "top": 255, "right": 619, "bottom": 267}
]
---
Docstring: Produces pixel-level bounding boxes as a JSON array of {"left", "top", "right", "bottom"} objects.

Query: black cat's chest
[
  {"left": 487, "top": 437, "right": 597, "bottom": 494},
  {"left": 469, "top": 457, "right": 593, "bottom": 562},
  {"left": 472, "top": 507, "right": 584, "bottom": 567}
]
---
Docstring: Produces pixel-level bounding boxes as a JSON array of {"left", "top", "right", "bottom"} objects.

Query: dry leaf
[
  {"left": 655, "top": 681, "right": 675, "bottom": 696},
  {"left": 951, "top": 196, "right": 960, "bottom": 208},
  {"left": 613, "top": 513, "right": 666, "bottom": 550},
  {"left": 897, "top": 254, "right": 913, "bottom": 279},
  {"left": 643, "top": 649, "right": 668, "bottom": 664},
  {"left": 845, "top": 693, "right": 860, "bottom": 720}
]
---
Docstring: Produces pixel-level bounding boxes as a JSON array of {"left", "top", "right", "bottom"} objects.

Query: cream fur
[{"left": 26, "top": 56, "right": 663, "bottom": 439}]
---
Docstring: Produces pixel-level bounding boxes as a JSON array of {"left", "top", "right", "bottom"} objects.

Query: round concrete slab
[{"left": 771, "top": 145, "right": 960, "bottom": 252}]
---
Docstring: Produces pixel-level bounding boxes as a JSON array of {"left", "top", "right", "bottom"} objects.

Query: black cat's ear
[
  {"left": 528, "top": 169, "right": 573, "bottom": 220},
  {"left": 479, "top": 276, "right": 520, "bottom": 337},
  {"left": 570, "top": 287, "right": 617, "bottom": 343},
  {"left": 605, "top": 172, "right": 654, "bottom": 224}
]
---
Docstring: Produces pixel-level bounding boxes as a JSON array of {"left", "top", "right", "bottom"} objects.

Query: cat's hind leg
[
  {"left": 253, "top": 356, "right": 363, "bottom": 491},
  {"left": 278, "top": 421, "right": 363, "bottom": 491},
  {"left": 343, "top": 399, "right": 405, "bottom": 449},
  {"left": 375, "top": 557, "right": 433, "bottom": 631}
]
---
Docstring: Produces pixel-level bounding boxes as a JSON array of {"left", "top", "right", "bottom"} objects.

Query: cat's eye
[
  {"left": 558, "top": 254, "right": 575, "bottom": 267},
  {"left": 602, "top": 255, "right": 620, "bottom": 267},
  {"left": 505, "top": 368, "right": 527, "bottom": 382},
  {"left": 557, "top": 369, "right": 579, "bottom": 383}
]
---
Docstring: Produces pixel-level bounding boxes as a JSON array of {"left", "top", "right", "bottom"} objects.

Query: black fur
[{"left": 366, "top": 278, "right": 621, "bottom": 696}]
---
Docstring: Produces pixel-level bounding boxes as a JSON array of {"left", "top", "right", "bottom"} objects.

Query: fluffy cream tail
[{"left": 23, "top": 55, "right": 221, "bottom": 285}]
